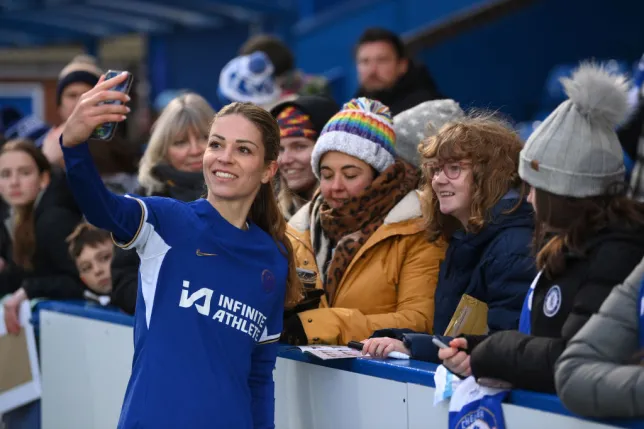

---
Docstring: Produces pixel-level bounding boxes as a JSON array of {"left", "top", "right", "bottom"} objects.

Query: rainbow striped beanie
[{"left": 311, "top": 97, "right": 396, "bottom": 178}]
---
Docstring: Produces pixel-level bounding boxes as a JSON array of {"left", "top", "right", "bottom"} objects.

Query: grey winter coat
[{"left": 555, "top": 256, "right": 644, "bottom": 418}]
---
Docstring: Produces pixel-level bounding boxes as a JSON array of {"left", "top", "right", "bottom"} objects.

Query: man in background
[{"left": 354, "top": 27, "right": 443, "bottom": 115}]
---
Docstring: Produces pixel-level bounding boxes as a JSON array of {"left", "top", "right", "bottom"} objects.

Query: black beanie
[{"left": 56, "top": 55, "right": 103, "bottom": 105}]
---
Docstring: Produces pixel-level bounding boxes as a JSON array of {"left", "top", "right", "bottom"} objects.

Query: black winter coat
[
  {"left": 354, "top": 61, "right": 443, "bottom": 116},
  {"left": 467, "top": 228, "right": 644, "bottom": 393}
]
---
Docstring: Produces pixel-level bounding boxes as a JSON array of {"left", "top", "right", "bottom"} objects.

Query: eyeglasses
[{"left": 424, "top": 161, "right": 470, "bottom": 180}]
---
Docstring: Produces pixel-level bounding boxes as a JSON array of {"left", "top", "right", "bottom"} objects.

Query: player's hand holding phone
[{"left": 61, "top": 71, "right": 131, "bottom": 148}]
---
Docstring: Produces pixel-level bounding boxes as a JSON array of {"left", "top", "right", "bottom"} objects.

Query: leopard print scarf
[{"left": 319, "top": 160, "right": 420, "bottom": 305}]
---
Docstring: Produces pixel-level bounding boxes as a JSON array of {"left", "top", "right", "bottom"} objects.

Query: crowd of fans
[{"left": 1, "top": 26, "right": 644, "bottom": 427}]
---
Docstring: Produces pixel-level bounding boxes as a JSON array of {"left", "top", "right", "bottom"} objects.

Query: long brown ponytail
[
  {"left": 1, "top": 139, "right": 51, "bottom": 270},
  {"left": 213, "top": 103, "right": 303, "bottom": 309}
]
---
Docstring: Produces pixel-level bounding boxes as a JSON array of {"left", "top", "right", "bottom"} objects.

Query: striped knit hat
[
  {"left": 276, "top": 106, "right": 317, "bottom": 140},
  {"left": 311, "top": 97, "right": 396, "bottom": 178}
]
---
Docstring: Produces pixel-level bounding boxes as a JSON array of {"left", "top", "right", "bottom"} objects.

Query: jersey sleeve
[
  {"left": 61, "top": 139, "right": 142, "bottom": 242},
  {"left": 114, "top": 196, "right": 187, "bottom": 260}
]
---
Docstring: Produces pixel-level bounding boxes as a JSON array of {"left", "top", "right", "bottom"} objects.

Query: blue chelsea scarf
[
  {"left": 447, "top": 271, "right": 545, "bottom": 429},
  {"left": 639, "top": 277, "right": 644, "bottom": 349}
]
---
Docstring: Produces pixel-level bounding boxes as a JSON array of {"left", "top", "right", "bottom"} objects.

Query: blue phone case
[{"left": 90, "top": 70, "right": 133, "bottom": 141}]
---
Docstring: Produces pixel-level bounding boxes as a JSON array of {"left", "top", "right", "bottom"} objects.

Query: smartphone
[
  {"left": 90, "top": 70, "right": 133, "bottom": 141},
  {"left": 432, "top": 337, "right": 450, "bottom": 349}
]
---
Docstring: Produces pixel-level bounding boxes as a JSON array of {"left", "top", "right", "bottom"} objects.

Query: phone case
[{"left": 89, "top": 70, "right": 133, "bottom": 141}]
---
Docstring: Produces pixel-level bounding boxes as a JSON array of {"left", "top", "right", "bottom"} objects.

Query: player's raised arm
[{"left": 60, "top": 72, "right": 141, "bottom": 244}]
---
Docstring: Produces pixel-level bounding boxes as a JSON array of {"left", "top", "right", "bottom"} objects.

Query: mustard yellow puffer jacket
[{"left": 287, "top": 191, "right": 446, "bottom": 345}]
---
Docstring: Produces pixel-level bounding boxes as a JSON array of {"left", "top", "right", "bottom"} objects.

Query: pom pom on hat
[
  {"left": 561, "top": 62, "right": 630, "bottom": 126},
  {"left": 341, "top": 97, "right": 393, "bottom": 120},
  {"left": 311, "top": 97, "right": 396, "bottom": 178}
]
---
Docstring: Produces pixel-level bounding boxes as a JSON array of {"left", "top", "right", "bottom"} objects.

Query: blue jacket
[{"left": 433, "top": 192, "right": 536, "bottom": 336}]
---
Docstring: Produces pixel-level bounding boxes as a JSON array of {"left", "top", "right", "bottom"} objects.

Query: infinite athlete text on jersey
[{"left": 179, "top": 280, "right": 267, "bottom": 341}]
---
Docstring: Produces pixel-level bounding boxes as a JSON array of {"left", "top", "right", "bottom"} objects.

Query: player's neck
[{"left": 207, "top": 195, "right": 252, "bottom": 231}]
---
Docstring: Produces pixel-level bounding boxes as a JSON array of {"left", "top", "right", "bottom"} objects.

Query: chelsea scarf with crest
[{"left": 446, "top": 272, "right": 545, "bottom": 429}]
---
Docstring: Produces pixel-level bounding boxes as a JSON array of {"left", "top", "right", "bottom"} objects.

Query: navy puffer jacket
[{"left": 433, "top": 191, "right": 536, "bottom": 335}]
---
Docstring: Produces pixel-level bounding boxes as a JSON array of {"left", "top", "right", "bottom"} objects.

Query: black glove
[
  {"left": 283, "top": 288, "right": 325, "bottom": 319},
  {"left": 280, "top": 314, "right": 308, "bottom": 345}
]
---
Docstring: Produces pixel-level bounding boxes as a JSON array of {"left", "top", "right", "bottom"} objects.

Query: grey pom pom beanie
[
  {"left": 393, "top": 99, "right": 465, "bottom": 168},
  {"left": 519, "top": 63, "right": 630, "bottom": 198}
]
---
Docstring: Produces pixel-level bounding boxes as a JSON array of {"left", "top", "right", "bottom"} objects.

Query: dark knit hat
[
  {"left": 276, "top": 106, "right": 317, "bottom": 140},
  {"left": 270, "top": 95, "right": 339, "bottom": 136},
  {"left": 56, "top": 55, "right": 103, "bottom": 105}
]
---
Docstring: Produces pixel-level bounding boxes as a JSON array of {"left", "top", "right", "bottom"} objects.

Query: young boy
[{"left": 66, "top": 222, "right": 114, "bottom": 304}]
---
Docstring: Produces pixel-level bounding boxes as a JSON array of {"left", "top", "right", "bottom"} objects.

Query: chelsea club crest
[{"left": 544, "top": 285, "right": 562, "bottom": 317}]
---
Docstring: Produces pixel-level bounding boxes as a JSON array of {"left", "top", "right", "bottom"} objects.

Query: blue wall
[
  {"left": 421, "top": 0, "right": 644, "bottom": 121},
  {"left": 148, "top": 23, "right": 251, "bottom": 110}
]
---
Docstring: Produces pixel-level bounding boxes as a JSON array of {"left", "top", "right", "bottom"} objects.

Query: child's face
[{"left": 76, "top": 240, "right": 114, "bottom": 295}]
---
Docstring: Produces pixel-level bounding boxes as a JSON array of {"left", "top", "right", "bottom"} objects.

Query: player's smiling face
[{"left": 203, "top": 114, "right": 277, "bottom": 204}]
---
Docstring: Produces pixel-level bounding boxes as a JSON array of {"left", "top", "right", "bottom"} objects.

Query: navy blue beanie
[{"left": 56, "top": 55, "right": 103, "bottom": 105}]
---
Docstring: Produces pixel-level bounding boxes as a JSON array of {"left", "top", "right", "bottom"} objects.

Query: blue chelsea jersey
[
  {"left": 117, "top": 196, "right": 287, "bottom": 429},
  {"left": 60, "top": 141, "right": 287, "bottom": 429}
]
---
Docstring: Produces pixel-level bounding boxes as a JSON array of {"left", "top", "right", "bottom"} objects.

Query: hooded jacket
[
  {"left": 433, "top": 193, "right": 536, "bottom": 335},
  {"left": 355, "top": 61, "right": 443, "bottom": 116}
]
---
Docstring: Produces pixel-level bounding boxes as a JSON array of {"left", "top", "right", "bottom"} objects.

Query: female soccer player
[{"left": 59, "top": 72, "right": 301, "bottom": 429}]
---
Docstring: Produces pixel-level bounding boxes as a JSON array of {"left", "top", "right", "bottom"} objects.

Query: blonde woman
[{"left": 137, "top": 92, "right": 215, "bottom": 200}]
